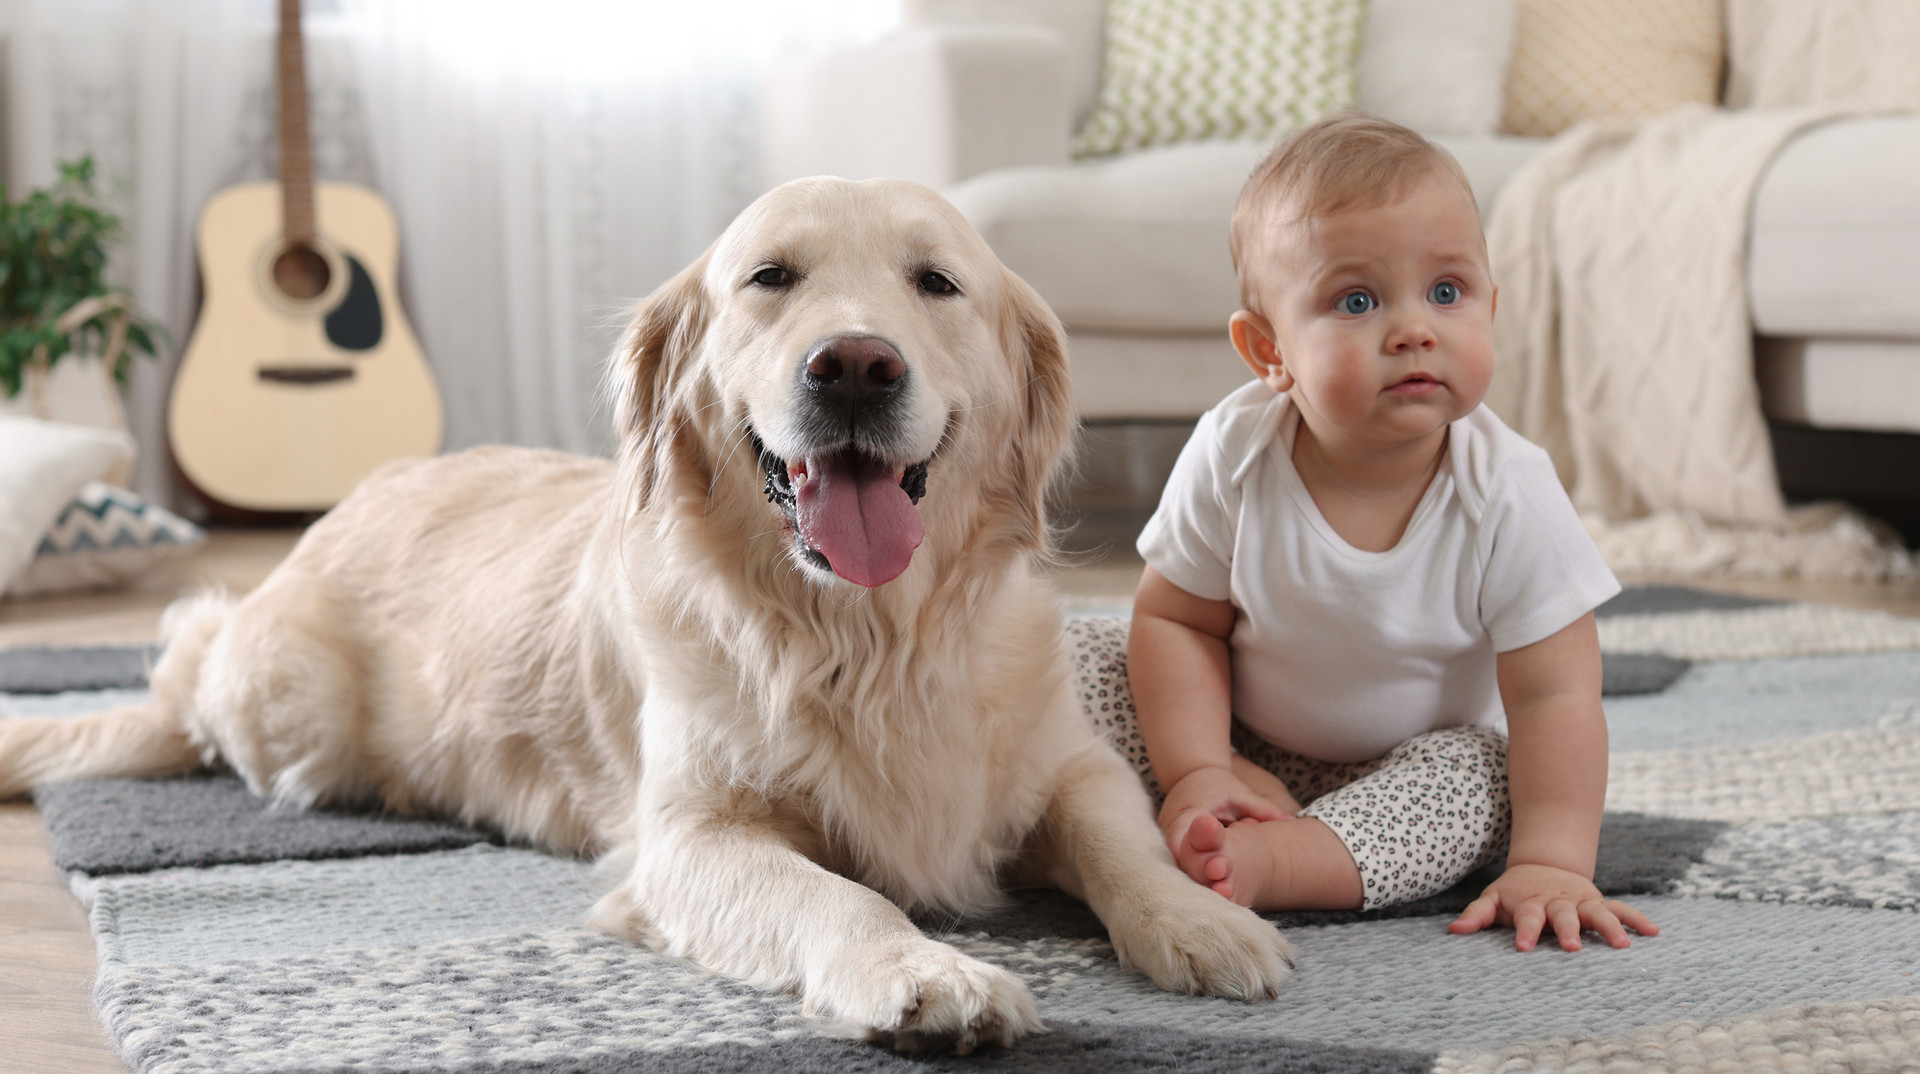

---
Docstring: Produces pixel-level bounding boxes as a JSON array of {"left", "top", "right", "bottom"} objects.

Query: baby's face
[{"left": 1251, "top": 172, "right": 1495, "bottom": 452}]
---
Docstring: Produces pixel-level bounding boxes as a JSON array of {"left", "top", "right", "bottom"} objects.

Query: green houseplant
[{"left": 0, "top": 157, "right": 162, "bottom": 400}]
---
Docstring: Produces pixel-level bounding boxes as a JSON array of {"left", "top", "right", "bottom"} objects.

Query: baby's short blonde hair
[{"left": 1229, "top": 112, "right": 1480, "bottom": 310}]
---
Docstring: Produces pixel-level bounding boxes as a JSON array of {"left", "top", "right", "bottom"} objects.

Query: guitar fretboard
[{"left": 277, "top": 0, "right": 316, "bottom": 245}]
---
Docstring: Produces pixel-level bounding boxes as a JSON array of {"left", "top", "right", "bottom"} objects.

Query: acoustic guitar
[{"left": 169, "top": 0, "right": 441, "bottom": 513}]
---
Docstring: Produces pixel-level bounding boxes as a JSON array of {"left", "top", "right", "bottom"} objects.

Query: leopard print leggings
[{"left": 1068, "top": 617, "right": 1511, "bottom": 911}]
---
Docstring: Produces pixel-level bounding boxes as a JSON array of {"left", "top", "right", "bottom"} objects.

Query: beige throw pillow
[
  {"left": 1072, "top": 0, "right": 1368, "bottom": 159},
  {"left": 1500, "top": 0, "right": 1725, "bottom": 138}
]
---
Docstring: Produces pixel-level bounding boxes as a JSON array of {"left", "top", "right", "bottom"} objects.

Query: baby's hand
[
  {"left": 1158, "top": 767, "right": 1290, "bottom": 848},
  {"left": 1448, "top": 863, "right": 1659, "bottom": 951}
]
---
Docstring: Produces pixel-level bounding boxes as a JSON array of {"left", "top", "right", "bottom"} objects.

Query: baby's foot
[
  {"left": 1171, "top": 812, "right": 1231, "bottom": 896},
  {"left": 1175, "top": 814, "right": 1282, "bottom": 907}
]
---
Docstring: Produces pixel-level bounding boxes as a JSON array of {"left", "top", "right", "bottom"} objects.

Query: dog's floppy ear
[
  {"left": 1001, "top": 268, "right": 1078, "bottom": 550},
  {"left": 611, "top": 253, "right": 712, "bottom": 512}
]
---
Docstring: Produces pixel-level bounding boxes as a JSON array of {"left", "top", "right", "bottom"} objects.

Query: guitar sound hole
[{"left": 272, "top": 243, "right": 332, "bottom": 301}]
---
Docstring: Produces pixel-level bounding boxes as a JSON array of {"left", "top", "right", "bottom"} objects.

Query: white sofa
[{"left": 762, "top": 0, "right": 1920, "bottom": 540}]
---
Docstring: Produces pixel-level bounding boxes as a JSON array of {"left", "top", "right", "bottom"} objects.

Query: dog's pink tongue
[{"left": 795, "top": 452, "right": 924, "bottom": 587}]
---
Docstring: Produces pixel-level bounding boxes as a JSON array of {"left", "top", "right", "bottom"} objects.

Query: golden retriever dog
[{"left": 1, "top": 178, "right": 1294, "bottom": 1051}]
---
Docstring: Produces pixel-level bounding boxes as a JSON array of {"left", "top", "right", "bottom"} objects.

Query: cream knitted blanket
[{"left": 1483, "top": 104, "right": 1915, "bottom": 580}]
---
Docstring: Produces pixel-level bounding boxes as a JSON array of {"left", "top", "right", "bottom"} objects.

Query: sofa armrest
[{"left": 760, "top": 24, "right": 1072, "bottom": 192}]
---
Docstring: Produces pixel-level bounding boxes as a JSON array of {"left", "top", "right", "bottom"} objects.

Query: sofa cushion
[
  {"left": 1359, "top": 0, "right": 1517, "bottom": 137},
  {"left": 948, "top": 136, "right": 1547, "bottom": 334},
  {"left": 1756, "top": 337, "right": 1920, "bottom": 436},
  {"left": 1500, "top": 0, "right": 1723, "bottom": 138},
  {"left": 1748, "top": 115, "right": 1920, "bottom": 340},
  {"left": 901, "top": 0, "right": 1109, "bottom": 128},
  {"left": 1068, "top": 331, "right": 1256, "bottom": 420},
  {"left": 1070, "top": 0, "right": 1367, "bottom": 159}
]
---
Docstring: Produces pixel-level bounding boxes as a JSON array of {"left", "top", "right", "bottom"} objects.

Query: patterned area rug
[{"left": 5, "top": 586, "right": 1920, "bottom": 1073}]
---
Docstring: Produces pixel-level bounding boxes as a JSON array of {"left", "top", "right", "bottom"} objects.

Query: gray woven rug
[{"left": 6, "top": 586, "right": 1920, "bottom": 1073}]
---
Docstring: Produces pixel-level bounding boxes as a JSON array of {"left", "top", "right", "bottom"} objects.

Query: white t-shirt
[{"left": 1137, "top": 383, "right": 1620, "bottom": 764}]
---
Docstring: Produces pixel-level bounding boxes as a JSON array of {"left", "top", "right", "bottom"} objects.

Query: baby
[{"left": 1125, "top": 113, "right": 1656, "bottom": 952}]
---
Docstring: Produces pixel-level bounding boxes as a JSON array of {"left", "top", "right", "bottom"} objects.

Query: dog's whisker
[
  {"left": 660, "top": 396, "right": 729, "bottom": 466},
  {"left": 947, "top": 396, "right": 1006, "bottom": 414},
  {"left": 708, "top": 414, "right": 757, "bottom": 499}
]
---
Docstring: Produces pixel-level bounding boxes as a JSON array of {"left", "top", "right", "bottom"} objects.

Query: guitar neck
[{"left": 277, "top": 0, "right": 317, "bottom": 245}]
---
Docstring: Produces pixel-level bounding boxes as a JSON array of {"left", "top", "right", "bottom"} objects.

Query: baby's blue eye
[
  {"left": 1339, "top": 292, "right": 1375, "bottom": 315},
  {"left": 1430, "top": 281, "right": 1461, "bottom": 306}
]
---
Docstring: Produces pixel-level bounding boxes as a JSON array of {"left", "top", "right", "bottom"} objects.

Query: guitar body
[{"left": 170, "top": 180, "right": 443, "bottom": 512}]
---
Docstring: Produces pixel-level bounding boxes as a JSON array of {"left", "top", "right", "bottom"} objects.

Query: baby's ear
[{"left": 1229, "top": 310, "right": 1293, "bottom": 393}]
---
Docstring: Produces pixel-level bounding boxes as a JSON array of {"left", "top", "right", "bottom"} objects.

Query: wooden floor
[
  {"left": 3, "top": 524, "right": 1918, "bottom": 1074},
  {"left": 1, "top": 527, "right": 308, "bottom": 1074}
]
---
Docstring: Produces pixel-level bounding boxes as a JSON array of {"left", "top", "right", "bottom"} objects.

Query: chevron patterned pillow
[
  {"left": 1072, "top": 0, "right": 1369, "bottom": 159},
  {"left": 7, "top": 482, "right": 206, "bottom": 598}
]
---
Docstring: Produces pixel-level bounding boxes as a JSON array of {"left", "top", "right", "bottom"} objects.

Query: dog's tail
[{"left": 0, "top": 590, "right": 231, "bottom": 798}]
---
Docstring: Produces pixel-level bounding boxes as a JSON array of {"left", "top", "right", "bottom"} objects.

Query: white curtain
[
  {"left": 3, "top": 0, "right": 274, "bottom": 510},
  {"left": 2, "top": 0, "right": 899, "bottom": 507}
]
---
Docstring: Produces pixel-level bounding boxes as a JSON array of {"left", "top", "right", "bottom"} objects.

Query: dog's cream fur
[{"left": 1, "top": 178, "right": 1294, "bottom": 1051}]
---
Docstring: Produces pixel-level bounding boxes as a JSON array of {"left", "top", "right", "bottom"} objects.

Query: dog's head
[{"left": 612, "top": 177, "right": 1075, "bottom": 590}]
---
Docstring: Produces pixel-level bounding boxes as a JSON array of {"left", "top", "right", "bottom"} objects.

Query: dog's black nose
[{"left": 804, "top": 336, "right": 906, "bottom": 404}]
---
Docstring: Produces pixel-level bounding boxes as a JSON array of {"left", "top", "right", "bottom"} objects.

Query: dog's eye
[
  {"left": 917, "top": 271, "right": 958, "bottom": 296},
  {"left": 751, "top": 266, "right": 793, "bottom": 288}
]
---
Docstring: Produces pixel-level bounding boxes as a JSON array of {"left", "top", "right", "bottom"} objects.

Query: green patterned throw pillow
[{"left": 1073, "top": 0, "right": 1370, "bottom": 158}]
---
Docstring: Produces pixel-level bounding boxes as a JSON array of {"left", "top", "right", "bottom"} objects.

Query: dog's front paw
[
  {"left": 809, "top": 937, "right": 1043, "bottom": 1053},
  {"left": 1109, "top": 873, "right": 1296, "bottom": 1000}
]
